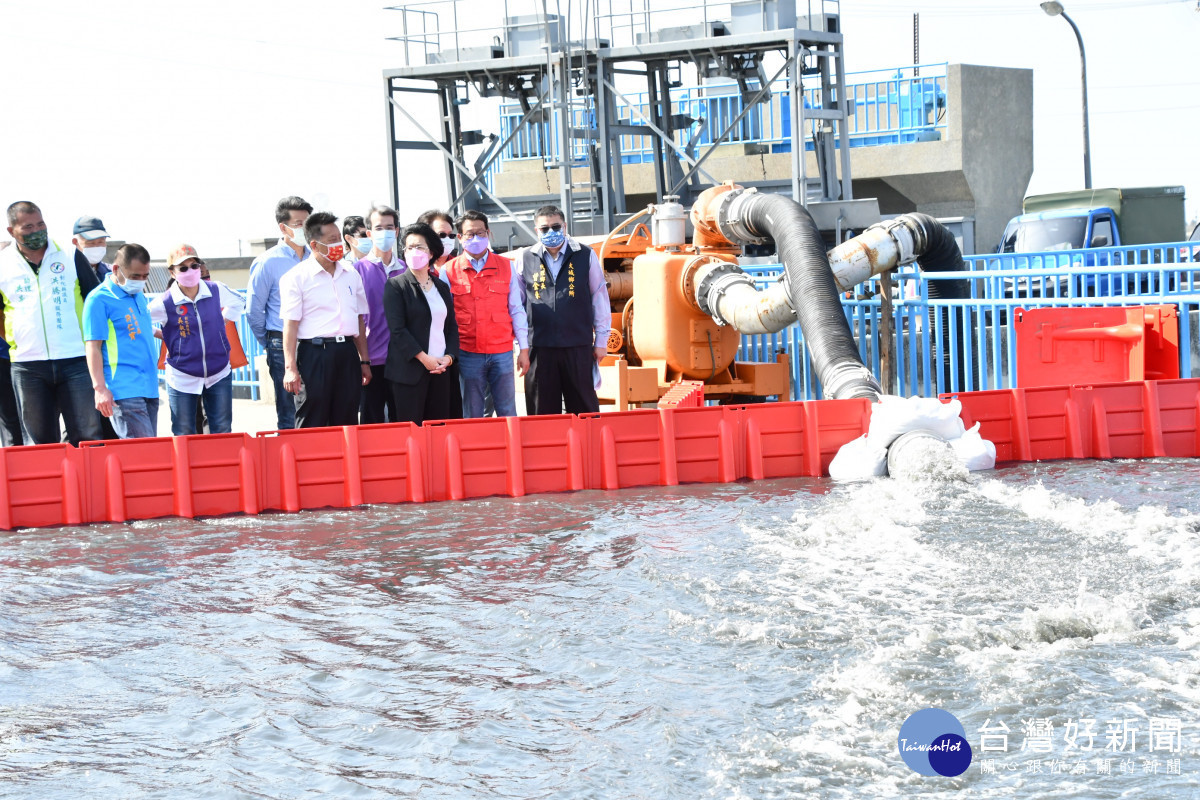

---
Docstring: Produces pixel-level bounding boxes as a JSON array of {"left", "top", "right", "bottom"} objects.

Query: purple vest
[{"left": 162, "top": 281, "right": 231, "bottom": 378}]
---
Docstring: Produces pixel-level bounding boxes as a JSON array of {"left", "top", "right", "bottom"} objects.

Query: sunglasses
[
  {"left": 175, "top": 261, "right": 205, "bottom": 272},
  {"left": 536, "top": 223, "right": 563, "bottom": 234}
]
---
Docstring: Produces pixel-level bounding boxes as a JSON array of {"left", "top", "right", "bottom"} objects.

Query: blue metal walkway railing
[
  {"left": 489, "top": 63, "right": 948, "bottom": 191},
  {"left": 739, "top": 241, "right": 1200, "bottom": 400}
]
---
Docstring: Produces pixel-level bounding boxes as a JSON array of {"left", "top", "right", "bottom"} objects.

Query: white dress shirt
[{"left": 279, "top": 257, "right": 369, "bottom": 339}]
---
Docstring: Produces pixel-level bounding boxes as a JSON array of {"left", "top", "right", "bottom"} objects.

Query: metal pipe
[{"left": 1041, "top": 2, "right": 1092, "bottom": 189}]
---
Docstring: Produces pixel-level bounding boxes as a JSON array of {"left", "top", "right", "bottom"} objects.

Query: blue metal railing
[
  {"left": 489, "top": 64, "right": 948, "bottom": 190},
  {"left": 738, "top": 241, "right": 1200, "bottom": 400}
]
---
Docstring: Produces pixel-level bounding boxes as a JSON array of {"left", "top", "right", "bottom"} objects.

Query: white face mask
[
  {"left": 286, "top": 224, "right": 307, "bottom": 246},
  {"left": 121, "top": 278, "right": 146, "bottom": 294},
  {"left": 440, "top": 236, "right": 457, "bottom": 255},
  {"left": 82, "top": 246, "right": 106, "bottom": 265}
]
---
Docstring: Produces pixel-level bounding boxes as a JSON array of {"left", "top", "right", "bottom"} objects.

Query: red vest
[{"left": 445, "top": 251, "right": 516, "bottom": 354}]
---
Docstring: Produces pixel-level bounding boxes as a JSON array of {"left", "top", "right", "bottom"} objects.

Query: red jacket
[{"left": 445, "top": 251, "right": 516, "bottom": 354}]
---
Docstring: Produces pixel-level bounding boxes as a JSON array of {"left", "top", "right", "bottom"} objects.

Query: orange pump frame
[{"left": 591, "top": 184, "right": 791, "bottom": 409}]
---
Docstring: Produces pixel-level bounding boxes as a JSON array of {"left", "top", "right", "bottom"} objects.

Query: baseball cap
[
  {"left": 167, "top": 243, "right": 200, "bottom": 267},
  {"left": 72, "top": 215, "right": 110, "bottom": 240}
]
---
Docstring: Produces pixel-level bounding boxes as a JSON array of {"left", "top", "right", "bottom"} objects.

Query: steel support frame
[{"left": 382, "top": 21, "right": 851, "bottom": 240}]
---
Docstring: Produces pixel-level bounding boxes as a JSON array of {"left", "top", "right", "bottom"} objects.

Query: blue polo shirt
[{"left": 82, "top": 276, "right": 158, "bottom": 400}]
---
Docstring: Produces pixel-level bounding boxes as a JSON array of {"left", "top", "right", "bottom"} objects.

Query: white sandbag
[
  {"left": 865, "top": 394, "right": 966, "bottom": 450},
  {"left": 950, "top": 422, "right": 997, "bottom": 471},
  {"left": 829, "top": 434, "right": 888, "bottom": 481}
]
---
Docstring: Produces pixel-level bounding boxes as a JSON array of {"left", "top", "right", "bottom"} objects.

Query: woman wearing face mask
[
  {"left": 382, "top": 222, "right": 462, "bottom": 425},
  {"left": 148, "top": 244, "right": 246, "bottom": 436},
  {"left": 341, "top": 216, "right": 371, "bottom": 270}
]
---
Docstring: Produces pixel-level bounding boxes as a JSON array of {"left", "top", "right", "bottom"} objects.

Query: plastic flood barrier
[
  {"left": 1013, "top": 305, "right": 1180, "bottom": 388},
  {"left": 1, "top": 379, "right": 1198, "bottom": 531}
]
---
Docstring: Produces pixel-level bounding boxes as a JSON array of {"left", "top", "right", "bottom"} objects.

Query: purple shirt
[{"left": 353, "top": 257, "right": 391, "bottom": 364}]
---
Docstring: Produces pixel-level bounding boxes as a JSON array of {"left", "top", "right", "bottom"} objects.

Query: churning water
[{"left": 2, "top": 459, "right": 1199, "bottom": 798}]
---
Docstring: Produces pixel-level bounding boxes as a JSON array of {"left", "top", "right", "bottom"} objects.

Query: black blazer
[{"left": 383, "top": 270, "right": 460, "bottom": 386}]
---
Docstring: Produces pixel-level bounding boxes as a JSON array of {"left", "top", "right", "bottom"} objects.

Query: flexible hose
[
  {"left": 739, "top": 193, "right": 882, "bottom": 400},
  {"left": 903, "top": 213, "right": 970, "bottom": 390}
]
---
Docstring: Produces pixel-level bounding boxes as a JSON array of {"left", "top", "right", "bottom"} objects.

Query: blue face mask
[
  {"left": 539, "top": 226, "right": 565, "bottom": 249},
  {"left": 371, "top": 229, "right": 397, "bottom": 253},
  {"left": 353, "top": 236, "right": 372, "bottom": 255}
]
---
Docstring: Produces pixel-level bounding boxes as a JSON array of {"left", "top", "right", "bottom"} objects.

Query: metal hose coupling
[
  {"left": 821, "top": 361, "right": 882, "bottom": 401},
  {"left": 714, "top": 186, "right": 771, "bottom": 246}
]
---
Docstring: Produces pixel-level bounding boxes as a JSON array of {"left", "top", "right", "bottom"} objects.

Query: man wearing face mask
[
  {"left": 280, "top": 212, "right": 371, "bottom": 429},
  {"left": 444, "top": 210, "right": 528, "bottom": 418},
  {"left": 246, "top": 195, "right": 312, "bottom": 430},
  {"left": 82, "top": 243, "right": 159, "bottom": 439},
  {"left": 71, "top": 215, "right": 112, "bottom": 280},
  {"left": 0, "top": 201, "right": 103, "bottom": 445},
  {"left": 353, "top": 205, "right": 403, "bottom": 424},
  {"left": 518, "top": 205, "right": 611, "bottom": 415},
  {"left": 364, "top": 205, "right": 403, "bottom": 275}
]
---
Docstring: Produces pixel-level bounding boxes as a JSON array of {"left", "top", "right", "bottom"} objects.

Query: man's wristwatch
[{"left": 360, "top": 360, "right": 370, "bottom": 366}]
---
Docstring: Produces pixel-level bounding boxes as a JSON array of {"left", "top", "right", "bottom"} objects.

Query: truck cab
[{"left": 998, "top": 207, "right": 1118, "bottom": 254}]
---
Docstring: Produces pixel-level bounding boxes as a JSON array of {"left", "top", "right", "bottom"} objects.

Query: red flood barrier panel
[
  {"left": 585, "top": 409, "right": 669, "bottom": 491},
  {"left": 173, "top": 433, "right": 260, "bottom": 519},
  {"left": 80, "top": 438, "right": 178, "bottom": 524},
  {"left": 667, "top": 405, "right": 738, "bottom": 485},
  {"left": 742, "top": 399, "right": 870, "bottom": 479},
  {"left": 0, "top": 444, "right": 85, "bottom": 529},
  {"left": 424, "top": 417, "right": 512, "bottom": 502},
  {"left": 352, "top": 422, "right": 425, "bottom": 506},
  {"left": 257, "top": 427, "right": 353, "bottom": 513},
  {"left": 1153, "top": 378, "right": 1200, "bottom": 458},
  {"left": 508, "top": 414, "right": 587, "bottom": 496}
]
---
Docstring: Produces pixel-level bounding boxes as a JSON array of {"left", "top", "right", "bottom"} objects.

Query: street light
[{"left": 1041, "top": 1, "right": 1092, "bottom": 188}]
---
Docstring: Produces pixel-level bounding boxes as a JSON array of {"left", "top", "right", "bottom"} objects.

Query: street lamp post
[{"left": 1041, "top": 1, "right": 1092, "bottom": 188}]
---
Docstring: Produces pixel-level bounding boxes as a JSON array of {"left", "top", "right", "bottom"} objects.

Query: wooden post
[{"left": 878, "top": 272, "right": 897, "bottom": 395}]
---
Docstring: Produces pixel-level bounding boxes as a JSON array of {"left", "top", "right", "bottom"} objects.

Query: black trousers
[
  {"left": 295, "top": 338, "right": 361, "bottom": 428},
  {"left": 0, "top": 357, "right": 23, "bottom": 447},
  {"left": 391, "top": 364, "right": 463, "bottom": 426},
  {"left": 359, "top": 364, "right": 397, "bottom": 424},
  {"left": 524, "top": 345, "right": 599, "bottom": 416}
]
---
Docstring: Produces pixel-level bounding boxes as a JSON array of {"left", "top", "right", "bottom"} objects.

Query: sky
[{"left": 0, "top": 0, "right": 1197, "bottom": 258}]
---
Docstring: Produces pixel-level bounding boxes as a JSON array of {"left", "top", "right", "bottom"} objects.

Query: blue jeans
[
  {"left": 458, "top": 350, "right": 517, "bottom": 418},
  {"left": 265, "top": 332, "right": 295, "bottom": 430},
  {"left": 111, "top": 396, "right": 159, "bottom": 439},
  {"left": 168, "top": 373, "right": 234, "bottom": 436},
  {"left": 10, "top": 356, "right": 104, "bottom": 445}
]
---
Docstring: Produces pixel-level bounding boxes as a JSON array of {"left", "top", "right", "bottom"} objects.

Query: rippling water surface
[{"left": 2, "top": 459, "right": 1199, "bottom": 798}]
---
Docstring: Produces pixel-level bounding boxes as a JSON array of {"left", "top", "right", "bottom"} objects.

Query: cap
[
  {"left": 72, "top": 215, "right": 110, "bottom": 240},
  {"left": 167, "top": 243, "right": 200, "bottom": 267}
]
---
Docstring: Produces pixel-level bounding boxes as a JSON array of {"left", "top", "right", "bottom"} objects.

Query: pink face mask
[
  {"left": 405, "top": 248, "right": 431, "bottom": 271},
  {"left": 175, "top": 266, "right": 203, "bottom": 287}
]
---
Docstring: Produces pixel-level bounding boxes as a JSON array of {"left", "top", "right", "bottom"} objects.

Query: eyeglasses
[
  {"left": 535, "top": 223, "right": 563, "bottom": 234},
  {"left": 175, "top": 260, "right": 205, "bottom": 272}
]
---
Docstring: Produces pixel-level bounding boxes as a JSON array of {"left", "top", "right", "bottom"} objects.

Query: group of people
[
  {"left": 0, "top": 195, "right": 611, "bottom": 446},
  {"left": 247, "top": 196, "right": 611, "bottom": 431},
  {"left": 1, "top": 201, "right": 247, "bottom": 445}
]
